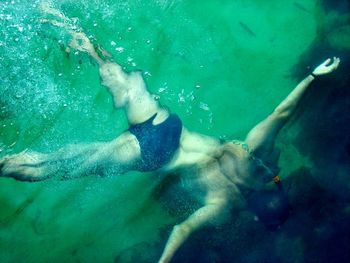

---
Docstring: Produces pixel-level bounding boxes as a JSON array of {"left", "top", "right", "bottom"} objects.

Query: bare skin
[{"left": 0, "top": 5, "right": 341, "bottom": 263}]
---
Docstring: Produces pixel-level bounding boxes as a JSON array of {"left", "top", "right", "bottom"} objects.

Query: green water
[{"left": 0, "top": 0, "right": 345, "bottom": 262}]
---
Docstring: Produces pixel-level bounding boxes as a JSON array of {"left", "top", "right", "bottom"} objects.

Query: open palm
[{"left": 313, "top": 57, "right": 340, "bottom": 76}]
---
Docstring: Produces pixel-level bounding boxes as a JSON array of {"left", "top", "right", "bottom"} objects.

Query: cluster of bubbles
[
  {"left": 154, "top": 81, "right": 214, "bottom": 129},
  {"left": 0, "top": 1, "right": 68, "bottom": 152}
]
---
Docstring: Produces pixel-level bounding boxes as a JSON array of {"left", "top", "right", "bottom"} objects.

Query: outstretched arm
[
  {"left": 40, "top": 9, "right": 132, "bottom": 105},
  {"left": 274, "top": 57, "right": 340, "bottom": 117},
  {"left": 245, "top": 57, "right": 340, "bottom": 154},
  {"left": 158, "top": 197, "right": 227, "bottom": 263},
  {"left": 40, "top": 4, "right": 167, "bottom": 124}
]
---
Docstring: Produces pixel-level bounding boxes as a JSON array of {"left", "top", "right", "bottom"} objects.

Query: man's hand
[
  {"left": 69, "top": 32, "right": 95, "bottom": 54},
  {"left": 312, "top": 57, "right": 340, "bottom": 76}
]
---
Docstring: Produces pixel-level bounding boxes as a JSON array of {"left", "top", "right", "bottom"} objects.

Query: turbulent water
[{"left": 1, "top": 0, "right": 350, "bottom": 262}]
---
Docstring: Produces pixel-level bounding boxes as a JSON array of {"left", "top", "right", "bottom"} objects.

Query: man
[{"left": 0, "top": 5, "right": 340, "bottom": 263}]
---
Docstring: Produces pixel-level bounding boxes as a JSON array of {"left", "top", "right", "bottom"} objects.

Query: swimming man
[{"left": 0, "top": 5, "right": 340, "bottom": 263}]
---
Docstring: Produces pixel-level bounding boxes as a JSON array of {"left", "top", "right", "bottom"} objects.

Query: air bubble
[
  {"left": 115, "top": 47, "right": 124, "bottom": 53},
  {"left": 199, "top": 102, "right": 210, "bottom": 111},
  {"left": 158, "top": 87, "right": 167, "bottom": 93},
  {"left": 15, "top": 88, "right": 26, "bottom": 98},
  {"left": 178, "top": 89, "right": 185, "bottom": 103},
  {"left": 188, "top": 93, "right": 195, "bottom": 101}
]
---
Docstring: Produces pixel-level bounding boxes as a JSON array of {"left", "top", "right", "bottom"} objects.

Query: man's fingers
[
  {"left": 323, "top": 57, "right": 341, "bottom": 71},
  {"left": 334, "top": 57, "right": 340, "bottom": 68},
  {"left": 329, "top": 57, "right": 340, "bottom": 70},
  {"left": 40, "top": 3, "right": 70, "bottom": 22},
  {"left": 322, "top": 58, "right": 331, "bottom": 67},
  {"left": 40, "top": 18, "right": 65, "bottom": 28}
]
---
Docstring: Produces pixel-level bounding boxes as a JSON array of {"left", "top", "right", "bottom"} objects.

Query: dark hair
[{"left": 246, "top": 188, "right": 291, "bottom": 231}]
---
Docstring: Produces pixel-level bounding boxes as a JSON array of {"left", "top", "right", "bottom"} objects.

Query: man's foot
[{"left": 0, "top": 151, "right": 45, "bottom": 181}]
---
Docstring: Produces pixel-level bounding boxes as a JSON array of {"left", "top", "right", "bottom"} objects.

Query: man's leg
[{"left": 0, "top": 132, "right": 141, "bottom": 182}]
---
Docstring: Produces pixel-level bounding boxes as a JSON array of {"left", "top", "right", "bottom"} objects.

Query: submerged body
[{"left": 0, "top": 5, "right": 340, "bottom": 263}]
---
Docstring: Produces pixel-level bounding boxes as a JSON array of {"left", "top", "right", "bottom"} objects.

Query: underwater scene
[{"left": 1, "top": 0, "right": 350, "bottom": 262}]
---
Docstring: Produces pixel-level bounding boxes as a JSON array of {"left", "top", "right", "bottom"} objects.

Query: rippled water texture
[{"left": 1, "top": 0, "right": 349, "bottom": 262}]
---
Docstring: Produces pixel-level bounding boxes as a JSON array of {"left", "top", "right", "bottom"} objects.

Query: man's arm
[
  {"left": 245, "top": 57, "right": 340, "bottom": 153},
  {"left": 274, "top": 57, "right": 340, "bottom": 117},
  {"left": 40, "top": 5, "right": 133, "bottom": 107},
  {"left": 41, "top": 5, "right": 164, "bottom": 124},
  {"left": 158, "top": 197, "right": 227, "bottom": 263}
]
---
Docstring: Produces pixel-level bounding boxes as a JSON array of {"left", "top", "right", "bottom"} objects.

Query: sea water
[{"left": 1, "top": 0, "right": 349, "bottom": 262}]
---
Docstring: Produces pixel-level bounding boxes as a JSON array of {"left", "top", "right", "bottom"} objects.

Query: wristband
[{"left": 311, "top": 72, "right": 317, "bottom": 78}]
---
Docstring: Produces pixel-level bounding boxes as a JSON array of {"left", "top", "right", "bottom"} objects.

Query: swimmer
[{"left": 0, "top": 6, "right": 341, "bottom": 263}]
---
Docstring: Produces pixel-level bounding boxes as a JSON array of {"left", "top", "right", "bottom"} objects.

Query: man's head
[{"left": 247, "top": 188, "right": 291, "bottom": 231}]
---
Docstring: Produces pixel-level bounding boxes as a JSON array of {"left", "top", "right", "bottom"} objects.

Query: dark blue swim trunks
[{"left": 128, "top": 113, "right": 182, "bottom": 171}]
